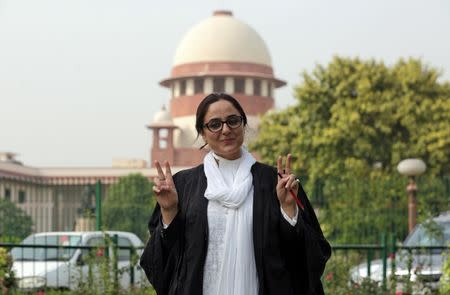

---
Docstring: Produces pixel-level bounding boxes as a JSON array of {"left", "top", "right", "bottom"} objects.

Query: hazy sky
[{"left": 1, "top": 0, "right": 449, "bottom": 167}]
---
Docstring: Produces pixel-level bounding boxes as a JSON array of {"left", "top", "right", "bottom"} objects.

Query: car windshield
[
  {"left": 11, "top": 234, "right": 82, "bottom": 261},
  {"left": 404, "top": 221, "right": 450, "bottom": 247}
]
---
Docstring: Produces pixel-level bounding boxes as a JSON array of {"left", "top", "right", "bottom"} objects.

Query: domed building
[
  {"left": 148, "top": 10, "right": 285, "bottom": 167},
  {"left": 0, "top": 10, "right": 286, "bottom": 233}
]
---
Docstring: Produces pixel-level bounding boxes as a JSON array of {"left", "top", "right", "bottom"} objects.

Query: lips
[{"left": 222, "top": 138, "right": 235, "bottom": 144}]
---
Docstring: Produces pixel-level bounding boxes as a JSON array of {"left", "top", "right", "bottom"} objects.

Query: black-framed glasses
[{"left": 203, "top": 115, "right": 243, "bottom": 133}]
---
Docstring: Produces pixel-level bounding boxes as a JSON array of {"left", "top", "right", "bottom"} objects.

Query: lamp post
[{"left": 397, "top": 159, "right": 426, "bottom": 233}]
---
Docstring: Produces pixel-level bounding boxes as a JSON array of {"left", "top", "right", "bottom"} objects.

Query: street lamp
[{"left": 397, "top": 158, "right": 426, "bottom": 233}]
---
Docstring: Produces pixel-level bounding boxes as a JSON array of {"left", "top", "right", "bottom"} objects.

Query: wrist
[
  {"left": 161, "top": 207, "right": 178, "bottom": 225},
  {"left": 281, "top": 203, "right": 296, "bottom": 218}
]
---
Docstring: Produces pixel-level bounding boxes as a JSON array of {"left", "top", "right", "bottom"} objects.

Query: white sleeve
[{"left": 280, "top": 205, "right": 299, "bottom": 226}]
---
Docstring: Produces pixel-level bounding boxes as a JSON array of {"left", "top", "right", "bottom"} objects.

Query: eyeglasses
[{"left": 203, "top": 115, "right": 243, "bottom": 133}]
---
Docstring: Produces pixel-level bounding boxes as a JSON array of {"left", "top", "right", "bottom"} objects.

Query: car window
[
  {"left": 405, "top": 222, "right": 450, "bottom": 246},
  {"left": 86, "top": 237, "right": 107, "bottom": 247},
  {"left": 83, "top": 235, "right": 134, "bottom": 261},
  {"left": 11, "top": 234, "right": 81, "bottom": 261},
  {"left": 117, "top": 237, "right": 132, "bottom": 261},
  {"left": 84, "top": 236, "right": 109, "bottom": 258}
]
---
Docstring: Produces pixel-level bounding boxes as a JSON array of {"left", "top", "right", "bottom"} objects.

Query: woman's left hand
[{"left": 276, "top": 154, "right": 299, "bottom": 218}]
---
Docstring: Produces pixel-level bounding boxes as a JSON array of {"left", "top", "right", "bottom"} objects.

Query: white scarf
[{"left": 204, "top": 148, "right": 258, "bottom": 295}]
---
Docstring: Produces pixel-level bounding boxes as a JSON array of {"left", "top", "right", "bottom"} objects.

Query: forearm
[
  {"left": 281, "top": 202, "right": 297, "bottom": 218},
  {"left": 140, "top": 213, "right": 183, "bottom": 295},
  {"left": 147, "top": 205, "right": 182, "bottom": 261},
  {"left": 279, "top": 209, "right": 304, "bottom": 244},
  {"left": 161, "top": 206, "right": 178, "bottom": 225},
  {"left": 281, "top": 204, "right": 298, "bottom": 225}
]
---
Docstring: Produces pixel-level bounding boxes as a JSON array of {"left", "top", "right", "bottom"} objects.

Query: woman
[{"left": 140, "top": 93, "right": 331, "bottom": 295}]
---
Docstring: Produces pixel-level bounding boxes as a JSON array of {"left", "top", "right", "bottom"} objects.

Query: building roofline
[{"left": 0, "top": 161, "right": 191, "bottom": 185}]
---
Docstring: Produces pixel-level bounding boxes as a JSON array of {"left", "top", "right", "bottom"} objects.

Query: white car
[
  {"left": 11, "top": 231, "right": 147, "bottom": 291},
  {"left": 350, "top": 211, "right": 450, "bottom": 292}
]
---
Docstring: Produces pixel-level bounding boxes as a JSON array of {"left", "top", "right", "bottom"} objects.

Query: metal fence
[
  {"left": 2, "top": 241, "right": 448, "bottom": 293},
  {"left": 0, "top": 240, "right": 149, "bottom": 292},
  {"left": 326, "top": 240, "right": 449, "bottom": 294}
]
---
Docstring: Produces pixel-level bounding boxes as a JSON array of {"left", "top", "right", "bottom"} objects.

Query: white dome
[
  {"left": 173, "top": 11, "right": 272, "bottom": 66},
  {"left": 151, "top": 106, "right": 173, "bottom": 125}
]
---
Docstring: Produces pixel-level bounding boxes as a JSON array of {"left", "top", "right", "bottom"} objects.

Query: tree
[
  {"left": 0, "top": 198, "right": 33, "bottom": 241},
  {"left": 103, "top": 173, "right": 155, "bottom": 241},
  {"left": 250, "top": 57, "right": 450, "bottom": 243},
  {"left": 252, "top": 57, "right": 450, "bottom": 179}
]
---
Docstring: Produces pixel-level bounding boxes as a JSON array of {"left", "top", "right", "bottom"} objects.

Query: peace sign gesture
[
  {"left": 153, "top": 160, "right": 178, "bottom": 225},
  {"left": 276, "top": 154, "right": 301, "bottom": 218}
]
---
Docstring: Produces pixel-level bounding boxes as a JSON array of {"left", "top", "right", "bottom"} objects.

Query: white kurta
[
  {"left": 202, "top": 155, "right": 259, "bottom": 295},
  {"left": 163, "top": 153, "right": 298, "bottom": 295}
]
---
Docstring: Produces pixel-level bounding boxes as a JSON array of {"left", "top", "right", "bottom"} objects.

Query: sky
[{"left": 1, "top": 0, "right": 449, "bottom": 167}]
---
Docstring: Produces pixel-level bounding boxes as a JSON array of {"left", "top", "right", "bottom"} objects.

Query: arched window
[
  {"left": 158, "top": 129, "right": 168, "bottom": 149},
  {"left": 234, "top": 78, "right": 245, "bottom": 94},
  {"left": 18, "top": 190, "right": 26, "bottom": 203},
  {"left": 179, "top": 80, "right": 186, "bottom": 96},
  {"left": 213, "top": 77, "right": 225, "bottom": 92},
  {"left": 267, "top": 81, "right": 272, "bottom": 97},
  {"left": 253, "top": 79, "right": 261, "bottom": 96},
  {"left": 194, "top": 78, "right": 204, "bottom": 94}
]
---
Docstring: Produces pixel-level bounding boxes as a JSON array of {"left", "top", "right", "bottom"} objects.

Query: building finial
[{"left": 213, "top": 10, "right": 233, "bottom": 16}]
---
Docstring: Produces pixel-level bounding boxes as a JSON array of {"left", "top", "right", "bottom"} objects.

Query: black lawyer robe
[{"left": 140, "top": 162, "right": 331, "bottom": 295}]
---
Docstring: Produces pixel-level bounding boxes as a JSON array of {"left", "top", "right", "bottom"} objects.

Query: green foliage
[
  {"left": 0, "top": 247, "right": 16, "bottom": 294},
  {"left": 440, "top": 250, "right": 450, "bottom": 295},
  {"left": 326, "top": 249, "right": 443, "bottom": 295},
  {"left": 323, "top": 253, "right": 390, "bottom": 295},
  {"left": 42, "top": 289, "right": 156, "bottom": 295},
  {"left": 318, "top": 174, "right": 448, "bottom": 243},
  {"left": 103, "top": 174, "right": 154, "bottom": 241},
  {"left": 417, "top": 176, "right": 450, "bottom": 219},
  {"left": 0, "top": 198, "right": 33, "bottom": 242},
  {"left": 252, "top": 56, "right": 449, "bottom": 179},
  {"left": 250, "top": 56, "right": 450, "bottom": 243},
  {"left": 71, "top": 235, "right": 152, "bottom": 295},
  {"left": 74, "top": 236, "right": 118, "bottom": 294},
  {"left": 319, "top": 175, "right": 408, "bottom": 243}
]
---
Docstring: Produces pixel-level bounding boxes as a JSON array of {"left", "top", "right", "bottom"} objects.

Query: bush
[
  {"left": 0, "top": 199, "right": 33, "bottom": 242},
  {"left": 440, "top": 249, "right": 450, "bottom": 295},
  {"left": 70, "top": 235, "right": 152, "bottom": 295},
  {"left": 103, "top": 174, "right": 154, "bottom": 241},
  {"left": 0, "top": 248, "right": 16, "bottom": 294}
]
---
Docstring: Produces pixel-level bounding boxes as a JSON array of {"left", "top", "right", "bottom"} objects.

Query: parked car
[
  {"left": 11, "top": 231, "right": 146, "bottom": 291},
  {"left": 350, "top": 211, "right": 450, "bottom": 292}
]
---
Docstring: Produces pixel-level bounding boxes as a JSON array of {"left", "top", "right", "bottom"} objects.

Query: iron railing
[
  {"left": 327, "top": 241, "right": 449, "bottom": 294},
  {"left": 1, "top": 241, "right": 148, "bottom": 291},
  {"left": 2, "top": 241, "right": 449, "bottom": 293}
]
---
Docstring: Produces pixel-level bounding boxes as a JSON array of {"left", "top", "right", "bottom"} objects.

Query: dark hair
[{"left": 195, "top": 92, "right": 247, "bottom": 137}]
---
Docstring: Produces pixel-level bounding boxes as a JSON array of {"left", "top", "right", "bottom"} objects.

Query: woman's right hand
[{"left": 153, "top": 160, "right": 179, "bottom": 225}]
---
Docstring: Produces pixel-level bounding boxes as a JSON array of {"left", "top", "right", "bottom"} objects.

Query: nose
[{"left": 221, "top": 123, "right": 231, "bottom": 134}]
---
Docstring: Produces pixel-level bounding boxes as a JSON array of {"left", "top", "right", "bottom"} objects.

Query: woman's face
[{"left": 201, "top": 100, "right": 245, "bottom": 160}]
